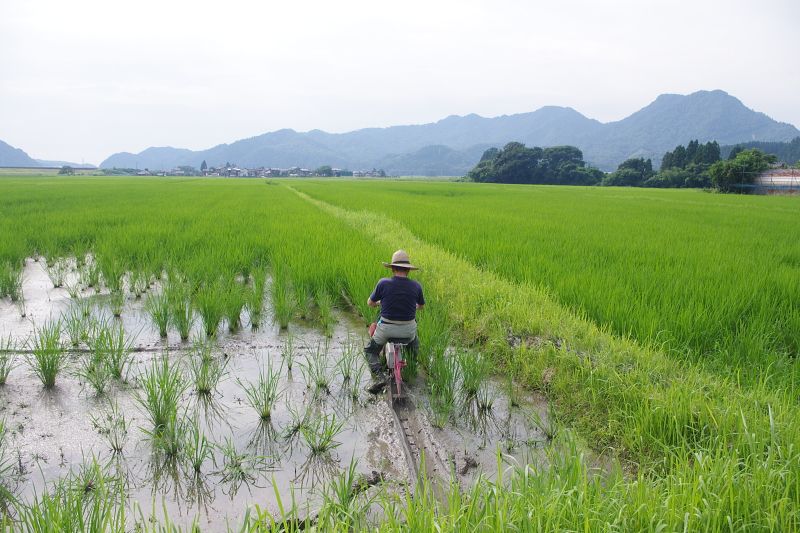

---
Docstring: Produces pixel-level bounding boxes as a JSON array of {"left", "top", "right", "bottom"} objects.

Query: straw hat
[{"left": 382, "top": 250, "right": 419, "bottom": 270}]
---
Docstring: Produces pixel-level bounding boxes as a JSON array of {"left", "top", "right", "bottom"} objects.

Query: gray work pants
[{"left": 364, "top": 322, "right": 418, "bottom": 377}]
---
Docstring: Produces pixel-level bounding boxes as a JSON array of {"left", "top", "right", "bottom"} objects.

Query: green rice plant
[
  {"left": 5, "top": 263, "right": 23, "bottom": 302},
  {"left": 90, "top": 400, "right": 129, "bottom": 454},
  {"left": 245, "top": 268, "right": 267, "bottom": 328},
  {"left": 25, "top": 320, "right": 67, "bottom": 388},
  {"left": 0, "top": 262, "right": 13, "bottom": 297},
  {"left": 337, "top": 336, "right": 361, "bottom": 383},
  {"left": 270, "top": 271, "right": 296, "bottom": 329},
  {"left": 224, "top": 278, "right": 247, "bottom": 332},
  {"left": 184, "top": 418, "right": 212, "bottom": 473},
  {"left": 74, "top": 349, "right": 111, "bottom": 395},
  {"left": 97, "top": 255, "right": 124, "bottom": 293},
  {"left": 74, "top": 293, "right": 93, "bottom": 317},
  {"left": 187, "top": 339, "right": 229, "bottom": 395},
  {"left": 43, "top": 257, "right": 69, "bottom": 288},
  {"left": 458, "top": 348, "right": 491, "bottom": 399},
  {"left": 135, "top": 354, "right": 188, "bottom": 432},
  {"left": 318, "top": 457, "right": 376, "bottom": 531},
  {"left": 299, "top": 413, "right": 345, "bottom": 456},
  {"left": 129, "top": 269, "right": 148, "bottom": 298},
  {"left": 283, "top": 403, "right": 310, "bottom": 442},
  {"left": 90, "top": 318, "right": 137, "bottom": 381},
  {"left": 194, "top": 279, "right": 225, "bottom": 337},
  {"left": 0, "top": 335, "right": 18, "bottom": 385},
  {"left": 238, "top": 360, "right": 283, "bottom": 420},
  {"left": 426, "top": 348, "right": 460, "bottom": 428},
  {"left": 64, "top": 280, "right": 82, "bottom": 299},
  {"left": 144, "top": 292, "right": 171, "bottom": 337},
  {"left": 296, "top": 283, "right": 312, "bottom": 319},
  {"left": 79, "top": 259, "right": 102, "bottom": 291},
  {"left": 62, "top": 304, "right": 92, "bottom": 347},
  {"left": 300, "top": 343, "right": 331, "bottom": 395},
  {"left": 142, "top": 414, "right": 186, "bottom": 458},
  {"left": 281, "top": 331, "right": 297, "bottom": 372},
  {"left": 167, "top": 281, "right": 194, "bottom": 340},
  {"left": 108, "top": 289, "right": 126, "bottom": 318},
  {"left": 14, "top": 292, "right": 26, "bottom": 318},
  {"left": 314, "top": 288, "right": 337, "bottom": 337}
]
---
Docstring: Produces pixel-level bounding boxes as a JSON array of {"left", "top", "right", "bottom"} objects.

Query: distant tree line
[
  {"left": 720, "top": 137, "right": 800, "bottom": 166},
  {"left": 466, "top": 138, "right": 788, "bottom": 190}
]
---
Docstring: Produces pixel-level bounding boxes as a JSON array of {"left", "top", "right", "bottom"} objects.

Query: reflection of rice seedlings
[
  {"left": 144, "top": 293, "right": 171, "bottom": 337},
  {"left": 135, "top": 354, "right": 188, "bottom": 431},
  {"left": 195, "top": 280, "right": 225, "bottom": 337},
  {"left": 282, "top": 331, "right": 297, "bottom": 372},
  {"left": 44, "top": 257, "right": 69, "bottom": 288},
  {"left": 91, "top": 401, "right": 129, "bottom": 454},
  {"left": 283, "top": 404, "right": 310, "bottom": 441},
  {"left": 187, "top": 341, "right": 229, "bottom": 396},
  {"left": 0, "top": 335, "right": 18, "bottom": 385},
  {"left": 214, "top": 436, "right": 261, "bottom": 494},
  {"left": 271, "top": 272, "right": 296, "bottom": 329},
  {"left": 504, "top": 373, "right": 522, "bottom": 408},
  {"left": 238, "top": 361, "right": 283, "bottom": 420},
  {"left": 295, "top": 453, "right": 341, "bottom": 489},
  {"left": 301, "top": 344, "right": 331, "bottom": 395},
  {"left": 25, "top": 320, "right": 67, "bottom": 388},
  {"left": 184, "top": 419, "right": 212, "bottom": 473},
  {"left": 246, "top": 420, "right": 281, "bottom": 464},
  {"left": 475, "top": 382, "right": 497, "bottom": 414},
  {"left": 458, "top": 349, "right": 490, "bottom": 399},
  {"left": 314, "top": 289, "right": 337, "bottom": 337},
  {"left": 224, "top": 279, "right": 246, "bottom": 332},
  {"left": 523, "top": 401, "right": 559, "bottom": 443},
  {"left": 300, "top": 413, "right": 345, "bottom": 456},
  {"left": 143, "top": 416, "right": 186, "bottom": 457},
  {"left": 167, "top": 283, "right": 194, "bottom": 340},
  {"left": 108, "top": 289, "right": 126, "bottom": 318},
  {"left": 91, "top": 318, "right": 137, "bottom": 381}
]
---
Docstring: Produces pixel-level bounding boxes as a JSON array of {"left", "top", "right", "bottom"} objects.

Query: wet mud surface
[{"left": 0, "top": 259, "right": 550, "bottom": 529}]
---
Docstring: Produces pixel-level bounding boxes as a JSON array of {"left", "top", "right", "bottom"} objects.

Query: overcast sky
[{"left": 1, "top": 0, "right": 798, "bottom": 165}]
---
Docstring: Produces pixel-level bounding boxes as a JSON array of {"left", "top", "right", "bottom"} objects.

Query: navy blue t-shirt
[{"left": 370, "top": 276, "right": 425, "bottom": 322}]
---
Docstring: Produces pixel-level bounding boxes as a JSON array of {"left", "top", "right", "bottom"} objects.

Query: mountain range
[{"left": 3, "top": 90, "right": 798, "bottom": 174}]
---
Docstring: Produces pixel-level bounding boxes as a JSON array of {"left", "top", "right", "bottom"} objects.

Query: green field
[{"left": 1, "top": 176, "right": 799, "bottom": 531}]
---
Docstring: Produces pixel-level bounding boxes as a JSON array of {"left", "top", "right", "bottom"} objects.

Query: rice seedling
[
  {"left": 98, "top": 256, "right": 125, "bottom": 293},
  {"left": 296, "top": 283, "right": 312, "bottom": 319},
  {"left": 135, "top": 354, "right": 188, "bottom": 432},
  {"left": 43, "top": 257, "right": 69, "bottom": 288},
  {"left": 0, "top": 335, "right": 18, "bottom": 385},
  {"left": 238, "top": 360, "right": 283, "bottom": 420},
  {"left": 281, "top": 331, "right": 297, "bottom": 372},
  {"left": 62, "top": 305, "right": 92, "bottom": 347},
  {"left": 14, "top": 292, "right": 26, "bottom": 318},
  {"left": 90, "top": 318, "right": 137, "bottom": 381},
  {"left": 184, "top": 419, "right": 212, "bottom": 473},
  {"left": 313, "top": 288, "right": 338, "bottom": 337},
  {"left": 108, "top": 289, "right": 126, "bottom": 318},
  {"left": 223, "top": 278, "right": 246, "bottom": 332},
  {"left": 64, "top": 280, "right": 82, "bottom": 299},
  {"left": 129, "top": 269, "right": 148, "bottom": 298},
  {"left": 283, "top": 403, "right": 311, "bottom": 442},
  {"left": 270, "top": 271, "right": 296, "bottom": 329},
  {"left": 74, "top": 349, "right": 111, "bottom": 395},
  {"left": 4, "top": 263, "right": 24, "bottom": 302},
  {"left": 318, "top": 457, "right": 376, "bottom": 531},
  {"left": 167, "top": 281, "right": 194, "bottom": 340},
  {"left": 194, "top": 279, "right": 225, "bottom": 337},
  {"left": 300, "top": 343, "right": 332, "bottom": 395},
  {"left": 458, "top": 348, "right": 491, "bottom": 400},
  {"left": 0, "top": 262, "right": 14, "bottom": 298},
  {"left": 144, "top": 292, "right": 171, "bottom": 337},
  {"left": 25, "top": 320, "right": 67, "bottom": 388},
  {"left": 299, "top": 413, "right": 345, "bottom": 456},
  {"left": 79, "top": 259, "right": 102, "bottom": 291},
  {"left": 245, "top": 269, "right": 268, "bottom": 328},
  {"left": 90, "top": 401, "right": 129, "bottom": 454},
  {"left": 187, "top": 338, "right": 229, "bottom": 395}
]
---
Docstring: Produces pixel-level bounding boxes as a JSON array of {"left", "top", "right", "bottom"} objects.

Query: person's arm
[
  {"left": 416, "top": 303, "right": 424, "bottom": 310},
  {"left": 368, "top": 297, "right": 380, "bottom": 308}
]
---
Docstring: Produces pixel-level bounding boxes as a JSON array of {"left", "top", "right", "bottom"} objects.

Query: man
[{"left": 364, "top": 250, "right": 425, "bottom": 393}]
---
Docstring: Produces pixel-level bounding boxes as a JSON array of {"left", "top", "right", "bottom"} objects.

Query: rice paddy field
[{"left": 1, "top": 175, "right": 800, "bottom": 532}]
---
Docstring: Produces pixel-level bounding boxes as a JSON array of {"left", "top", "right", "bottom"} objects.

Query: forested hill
[
  {"left": 98, "top": 90, "right": 800, "bottom": 174},
  {"left": 0, "top": 140, "right": 40, "bottom": 167},
  {"left": 720, "top": 137, "right": 800, "bottom": 165}
]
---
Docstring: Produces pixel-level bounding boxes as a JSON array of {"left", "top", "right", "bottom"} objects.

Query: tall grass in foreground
[
  {"left": 0, "top": 335, "right": 18, "bottom": 385},
  {"left": 25, "top": 321, "right": 67, "bottom": 388}
]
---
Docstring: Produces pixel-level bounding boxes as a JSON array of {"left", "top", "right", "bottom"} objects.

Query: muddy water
[{"left": 0, "top": 259, "right": 550, "bottom": 529}]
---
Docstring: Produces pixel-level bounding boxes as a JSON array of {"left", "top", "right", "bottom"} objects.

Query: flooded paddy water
[{"left": 0, "top": 258, "right": 550, "bottom": 529}]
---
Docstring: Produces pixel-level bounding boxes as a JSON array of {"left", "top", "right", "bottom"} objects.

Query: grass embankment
[{"left": 292, "top": 184, "right": 800, "bottom": 532}]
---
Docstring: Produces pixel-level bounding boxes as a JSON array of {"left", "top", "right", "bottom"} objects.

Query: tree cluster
[
  {"left": 58, "top": 165, "right": 74, "bottom": 175},
  {"left": 466, "top": 142, "right": 603, "bottom": 185},
  {"left": 721, "top": 137, "right": 800, "bottom": 166},
  {"left": 709, "top": 148, "right": 778, "bottom": 191},
  {"left": 602, "top": 140, "right": 722, "bottom": 188}
]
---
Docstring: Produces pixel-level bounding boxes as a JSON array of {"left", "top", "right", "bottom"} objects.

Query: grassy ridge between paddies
[
  {"left": 291, "top": 181, "right": 800, "bottom": 386},
  {"left": 290, "top": 183, "right": 800, "bottom": 532}
]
